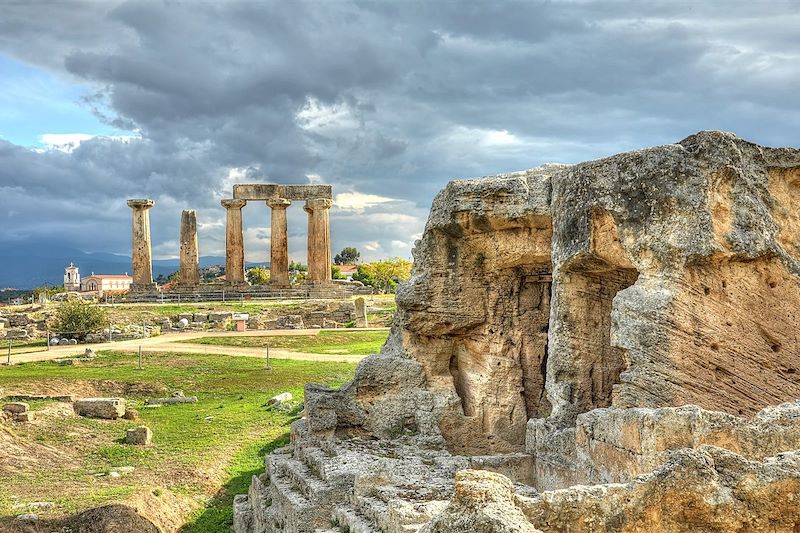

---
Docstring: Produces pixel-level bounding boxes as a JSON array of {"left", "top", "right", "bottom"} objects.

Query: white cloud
[
  {"left": 34, "top": 132, "right": 140, "bottom": 153},
  {"left": 296, "top": 97, "right": 360, "bottom": 132},
  {"left": 334, "top": 191, "right": 394, "bottom": 211}
]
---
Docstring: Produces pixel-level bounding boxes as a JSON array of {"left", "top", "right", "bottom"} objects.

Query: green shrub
[{"left": 51, "top": 300, "right": 108, "bottom": 340}]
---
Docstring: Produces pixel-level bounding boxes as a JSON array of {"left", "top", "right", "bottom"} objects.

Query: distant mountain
[{"left": 0, "top": 241, "right": 266, "bottom": 288}]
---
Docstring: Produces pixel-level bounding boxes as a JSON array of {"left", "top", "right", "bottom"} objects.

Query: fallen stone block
[
  {"left": 74, "top": 398, "right": 126, "bottom": 419},
  {"left": 144, "top": 396, "right": 198, "bottom": 405},
  {"left": 3, "top": 402, "right": 29, "bottom": 414},
  {"left": 268, "top": 392, "right": 292, "bottom": 406},
  {"left": 125, "top": 426, "right": 152, "bottom": 445},
  {"left": 123, "top": 409, "right": 139, "bottom": 420},
  {"left": 84, "top": 348, "right": 97, "bottom": 359},
  {"left": 14, "top": 412, "right": 34, "bottom": 422}
]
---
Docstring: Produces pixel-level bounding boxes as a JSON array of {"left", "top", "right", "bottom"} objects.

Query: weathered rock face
[{"left": 235, "top": 132, "right": 800, "bottom": 532}]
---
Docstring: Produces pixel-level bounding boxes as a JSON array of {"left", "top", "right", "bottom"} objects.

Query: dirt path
[{"left": 4, "top": 328, "right": 387, "bottom": 365}]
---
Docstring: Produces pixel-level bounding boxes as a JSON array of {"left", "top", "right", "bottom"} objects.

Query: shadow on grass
[{"left": 180, "top": 432, "right": 292, "bottom": 533}]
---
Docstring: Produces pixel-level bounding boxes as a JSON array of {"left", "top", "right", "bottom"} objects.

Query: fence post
[
  {"left": 7, "top": 340, "right": 11, "bottom": 365},
  {"left": 138, "top": 345, "right": 143, "bottom": 370},
  {"left": 266, "top": 344, "right": 271, "bottom": 370},
  {"left": 47, "top": 330, "right": 50, "bottom": 351}
]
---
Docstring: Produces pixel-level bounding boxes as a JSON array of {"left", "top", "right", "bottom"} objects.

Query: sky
[{"left": 1, "top": 0, "right": 799, "bottom": 266}]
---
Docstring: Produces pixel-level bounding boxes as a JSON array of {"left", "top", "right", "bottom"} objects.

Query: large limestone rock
[
  {"left": 74, "top": 398, "right": 126, "bottom": 419},
  {"left": 235, "top": 132, "right": 800, "bottom": 532}
]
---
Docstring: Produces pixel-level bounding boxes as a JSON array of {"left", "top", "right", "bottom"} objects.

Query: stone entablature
[{"left": 233, "top": 184, "right": 332, "bottom": 201}]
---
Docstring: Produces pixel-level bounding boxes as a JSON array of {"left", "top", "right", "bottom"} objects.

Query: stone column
[
  {"left": 127, "top": 199, "right": 157, "bottom": 292},
  {"left": 179, "top": 209, "right": 200, "bottom": 287},
  {"left": 221, "top": 199, "right": 247, "bottom": 286},
  {"left": 304, "top": 198, "right": 333, "bottom": 283},
  {"left": 267, "top": 198, "right": 291, "bottom": 286}
]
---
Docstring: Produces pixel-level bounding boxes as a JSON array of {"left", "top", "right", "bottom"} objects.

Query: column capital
[
  {"left": 303, "top": 198, "right": 333, "bottom": 213},
  {"left": 221, "top": 198, "right": 247, "bottom": 209},
  {"left": 267, "top": 197, "right": 292, "bottom": 209},
  {"left": 127, "top": 199, "right": 154, "bottom": 209}
]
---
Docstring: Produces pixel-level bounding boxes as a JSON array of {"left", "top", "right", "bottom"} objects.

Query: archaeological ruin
[
  {"left": 126, "top": 184, "right": 368, "bottom": 300},
  {"left": 233, "top": 132, "right": 800, "bottom": 532}
]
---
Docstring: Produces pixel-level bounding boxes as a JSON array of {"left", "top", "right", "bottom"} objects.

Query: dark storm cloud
[{"left": 0, "top": 0, "right": 799, "bottom": 268}]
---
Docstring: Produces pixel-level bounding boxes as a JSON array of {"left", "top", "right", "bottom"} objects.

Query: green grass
[
  {"left": 184, "top": 329, "right": 389, "bottom": 355},
  {"left": 2, "top": 339, "right": 48, "bottom": 355},
  {"left": 0, "top": 350, "right": 356, "bottom": 530}
]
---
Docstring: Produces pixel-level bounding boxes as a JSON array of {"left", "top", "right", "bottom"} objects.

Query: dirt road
[{"left": 3, "top": 328, "right": 387, "bottom": 365}]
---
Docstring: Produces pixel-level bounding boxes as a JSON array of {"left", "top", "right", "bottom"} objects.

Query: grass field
[
  {"left": 186, "top": 329, "right": 390, "bottom": 355},
  {"left": 2, "top": 339, "right": 48, "bottom": 356},
  {"left": 0, "top": 350, "right": 356, "bottom": 530}
]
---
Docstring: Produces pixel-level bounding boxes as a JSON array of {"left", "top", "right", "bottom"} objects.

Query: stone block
[
  {"left": 208, "top": 312, "right": 233, "bottom": 323},
  {"left": 74, "top": 398, "right": 126, "bottom": 419},
  {"left": 193, "top": 313, "right": 208, "bottom": 323},
  {"left": 125, "top": 426, "right": 152, "bottom": 445},
  {"left": 4, "top": 328, "right": 29, "bottom": 340},
  {"left": 8, "top": 314, "right": 31, "bottom": 327},
  {"left": 3, "top": 402, "right": 29, "bottom": 414},
  {"left": 14, "top": 411, "right": 34, "bottom": 422},
  {"left": 268, "top": 392, "right": 292, "bottom": 406}
]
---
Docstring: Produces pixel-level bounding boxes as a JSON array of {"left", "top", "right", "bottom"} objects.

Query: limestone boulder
[
  {"left": 3, "top": 402, "right": 29, "bottom": 414},
  {"left": 125, "top": 426, "right": 152, "bottom": 445},
  {"left": 421, "top": 470, "right": 539, "bottom": 533},
  {"left": 74, "top": 398, "right": 126, "bottom": 419}
]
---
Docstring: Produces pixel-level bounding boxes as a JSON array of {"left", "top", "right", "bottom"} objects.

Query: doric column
[
  {"left": 127, "top": 199, "right": 157, "bottom": 292},
  {"left": 304, "top": 198, "right": 333, "bottom": 282},
  {"left": 221, "top": 199, "right": 247, "bottom": 285},
  {"left": 179, "top": 209, "right": 200, "bottom": 287},
  {"left": 267, "top": 198, "right": 291, "bottom": 286}
]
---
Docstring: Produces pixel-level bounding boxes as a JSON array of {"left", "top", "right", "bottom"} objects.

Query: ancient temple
[{"left": 126, "top": 184, "right": 342, "bottom": 296}]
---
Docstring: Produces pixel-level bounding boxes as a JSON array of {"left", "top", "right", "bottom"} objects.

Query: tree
[
  {"left": 289, "top": 260, "right": 307, "bottom": 272},
  {"left": 32, "top": 285, "right": 65, "bottom": 300},
  {"left": 334, "top": 247, "right": 360, "bottom": 265},
  {"left": 353, "top": 258, "right": 412, "bottom": 293},
  {"left": 50, "top": 300, "right": 108, "bottom": 341},
  {"left": 246, "top": 266, "right": 270, "bottom": 285}
]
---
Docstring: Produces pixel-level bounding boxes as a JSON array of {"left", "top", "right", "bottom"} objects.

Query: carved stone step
[
  {"left": 279, "top": 457, "right": 333, "bottom": 500},
  {"left": 332, "top": 505, "right": 382, "bottom": 533},
  {"left": 352, "top": 495, "right": 389, "bottom": 528}
]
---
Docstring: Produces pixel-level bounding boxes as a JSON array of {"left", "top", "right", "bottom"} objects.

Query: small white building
[
  {"left": 81, "top": 274, "right": 133, "bottom": 293},
  {"left": 64, "top": 263, "right": 81, "bottom": 291}
]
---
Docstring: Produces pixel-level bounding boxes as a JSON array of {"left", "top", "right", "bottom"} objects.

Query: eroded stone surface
[{"left": 235, "top": 132, "right": 800, "bottom": 533}]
